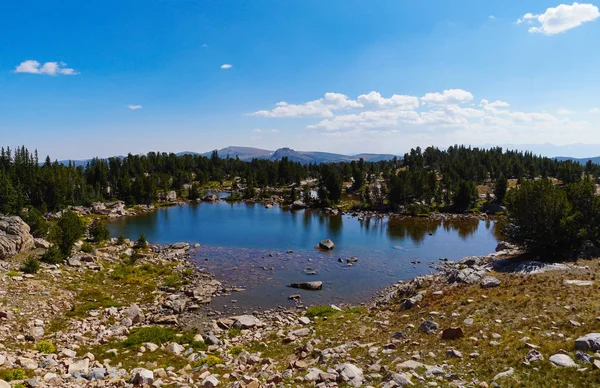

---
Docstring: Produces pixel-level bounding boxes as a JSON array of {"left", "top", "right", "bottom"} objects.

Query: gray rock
[
  {"left": 0, "top": 216, "right": 35, "bottom": 260},
  {"left": 130, "top": 368, "right": 154, "bottom": 385},
  {"left": 170, "top": 242, "right": 190, "bottom": 250},
  {"left": 576, "top": 350, "right": 593, "bottom": 364},
  {"left": 231, "top": 315, "right": 264, "bottom": 329},
  {"left": 419, "top": 320, "right": 438, "bottom": 334},
  {"left": 292, "top": 328, "right": 311, "bottom": 337},
  {"left": 446, "top": 349, "right": 463, "bottom": 358},
  {"left": 480, "top": 276, "right": 501, "bottom": 288},
  {"left": 201, "top": 375, "right": 220, "bottom": 387},
  {"left": 564, "top": 279, "right": 594, "bottom": 286},
  {"left": 526, "top": 349, "right": 544, "bottom": 363},
  {"left": 87, "top": 368, "right": 107, "bottom": 381},
  {"left": 68, "top": 358, "right": 90, "bottom": 377},
  {"left": 125, "top": 304, "right": 144, "bottom": 323},
  {"left": 575, "top": 333, "right": 600, "bottom": 352},
  {"left": 166, "top": 342, "right": 185, "bottom": 355},
  {"left": 289, "top": 281, "right": 323, "bottom": 290},
  {"left": 0, "top": 380, "right": 9, "bottom": 388},
  {"left": 549, "top": 354, "right": 577, "bottom": 367},
  {"left": 336, "top": 363, "right": 364, "bottom": 387},
  {"left": 318, "top": 239, "right": 335, "bottom": 250},
  {"left": 493, "top": 367, "right": 514, "bottom": 381}
]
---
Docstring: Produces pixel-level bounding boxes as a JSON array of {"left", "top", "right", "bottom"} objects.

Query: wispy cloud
[
  {"left": 558, "top": 107, "right": 575, "bottom": 115},
  {"left": 252, "top": 128, "right": 280, "bottom": 133},
  {"left": 14, "top": 60, "right": 78, "bottom": 75},
  {"left": 591, "top": 108, "right": 600, "bottom": 113},
  {"left": 489, "top": 15, "right": 496, "bottom": 20},
  {"left": 517, "top": 2, "right": 600, "bottom": 35},
  {"left": 127, "top": 105, "right": 142, "bottom": 110},
  {"left": 220, "top": 64, "right": 232, "bottom": 69}
]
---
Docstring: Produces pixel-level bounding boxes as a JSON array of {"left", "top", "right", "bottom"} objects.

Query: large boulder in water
[
  {"left": 0, "top": 216, "right": 35, "bottom": 260},
  {"left": 289, "top": 281, "right": 323, "bottom": 290},
  {"left": 317, "top": 239, "right": 335, "bottom": 250},
  {"left": 291, "top": 200, "right": 306, "bottom": 210}
]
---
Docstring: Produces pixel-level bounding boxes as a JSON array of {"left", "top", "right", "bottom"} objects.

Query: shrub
[
  {"left": 20, "top": 207, "right": 49, "bottom": 238},
  {"left": 35, "top": 340, "right": 56, "bottom": 354},
  {"left": 40, "top": 246, "right": 64, "bottom": 264},
  {"left": 21, "top": 256, "right": 40, "bottom": 274},
  {"left": 197, "top": 355, "right": 223, "bottom": 367},
  {"left": 81, "top": 242, "right": 93, "bottom": 253},
  {"left": 0, "top": 368, "right": 25, "bottom": 381},
  {"left": 117, "top": 235, "right": 126, "bottom": 245},
  {"left": 229, "top": 346, "right": 244, "bottom": 356},
  {"left": 55, "top": 211, "right": 85, "bottom": 256},
  {"left": 135, "top": 234, "right": 147, "bottom": 249},
  {"left": 89, "top": 219, "right": 110, "bottom": 242}
]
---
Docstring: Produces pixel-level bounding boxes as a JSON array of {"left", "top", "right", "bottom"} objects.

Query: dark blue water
[{"left": 108, "top": 201, "right": 499, "bottom": 310}]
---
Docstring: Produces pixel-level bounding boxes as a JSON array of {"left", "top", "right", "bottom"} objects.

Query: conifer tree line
[{"left": 0, "top": 144, "right": 596, "bottom": 216}]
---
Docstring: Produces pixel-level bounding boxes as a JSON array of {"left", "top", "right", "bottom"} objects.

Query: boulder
[
  {"left": 291, "top": 200, "right": 306, "bottom": 210},
  {"left": 232, "top": 315, "right": 264, "bottom": 329},
  {"left": 201, "top": 375, "right": 220, "bottom": 387},
  {"left": 495, "top": 241, "right": 517, "bottom": 252},
  {"left": 166, "top": 342, "right": 185, "bottom": 355},
  {"left": 203, "top": 194, "right": 218, "bottom": 202},
  {"left": 318, "top": 239, "right": 335, "bottom": 250},
  {"left": 170, "top": 242, "right": 190, "bottom": 250},
  {"left": 289, "top": 281, "right": 323, "bottom": 291},
  {"left": 549, "top": 354, "right": 577, "bottom": 367},
  {"left": 419, "top": 320, "right": 438, "bottom": 334},
  {"left": 575, "top": 333, "right": 600, "bottom": 352},
  {"left": 336, "top": 363, "right": 364, "bottom": 387},
  {"left": 125, "top": 304, "right": 144, "bottom": 324},
  {"left": 0, "top": 380, "right": 9, "bottom": 388},
  {"left": 68, "top": 358, "right": 90, "bottom": 377},
  {"left": 130, "top": 368, "right": 154, "bottom": 385},
  {"left": 480, "top": 276, "right": 501, "bottom": 289},
  {"left": 34, "top": 238, "right": 51, "bottom": 249},
  {"left": 0, "top": 216, "right": 35, "bottom": 259}
]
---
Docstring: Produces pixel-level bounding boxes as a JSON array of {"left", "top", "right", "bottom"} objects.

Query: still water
[{"left": 108, "top": 201, "right": 499, "bottom": 310}]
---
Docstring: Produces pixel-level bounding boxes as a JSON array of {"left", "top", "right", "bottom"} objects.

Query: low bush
[
  {"left": 40, "top": 246, "right": 64, "bottom": 265},
  {"left": 21, "top": 256, "right": 40, "bottom": 274},
  {"left": 35, "top": 340, "right": 56, "bottom": 354},
  {"left": 81, "top": 242, "right": 93, "bottom": 253}
]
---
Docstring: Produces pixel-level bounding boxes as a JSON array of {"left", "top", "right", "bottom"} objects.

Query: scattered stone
[
  {"left": 526, "top": 349, "right": 544, "bottom": 364},
  {"left": 549, "top": 354, "right": 577, "bottom": 367},
  {"left": 480, "top": 276, "right": 501, "bottom": 288},
  {"left": 575, "top": 333, "right": 600, "bottom": 352},
  {"left": 419, "top": 320, "right": 438, "bottom": 334},
  {"left": 336, "top": 363, "right": 364, "bottom": 387},
  {"left": 446, "top": 349, "right": 463, "bottom": 358},
  {"left": 232, "top": 315, "right": 264, "bottom": 329},
  {"left": 130, "top": 368, "right": 154, "bottom": 385}
]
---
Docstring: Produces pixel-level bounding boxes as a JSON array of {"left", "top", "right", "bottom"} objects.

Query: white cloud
[
  {"left": 421, "top": 89, "right": 474, "bottom": 105},
  {"left": 518, "top": 2, "right": 600, "bottom": 34},
  {"left": 252, "top": 92, "right": 367, "bottom": 118},
  {"left": 558, "top": 107, "right": 575, "bottom": 115},
  {"left": 252, "top": 128, "right": 280, "bottom": 133},
  {"left": 128, "top": 105, "right": 142, "bottom": 110},
  {"left": 357, "top": 91, "right": 420, "bottom": 110},
  {"left": 489, "top": 15, "right": 496, "bottom": 20},
  {"left": 202, "top": 44, "right": 208, "bottom": 47},
  {"left": 14, "top": 60, "right": 78, "bottom": 75},
  {"left": 220, "top": 64, "right": 232, "bottom": 69},
  {"left": 590, "top": 108, "right": 600, "bottom": 113},
  {"left": 480, "top": 99, "right": 510, "bottom": 108},
  {"left": 253, "top": 89, "right": 582, "bottom": 147}
]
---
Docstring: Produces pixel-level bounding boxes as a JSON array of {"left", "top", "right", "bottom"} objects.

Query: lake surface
[{"left": 108, "top": 201, "right": 499, "bottom": 311}]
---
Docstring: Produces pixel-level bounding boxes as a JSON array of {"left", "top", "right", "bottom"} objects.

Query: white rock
[{"left": 549, "top": 354, "right": 577, "bottom": 367}]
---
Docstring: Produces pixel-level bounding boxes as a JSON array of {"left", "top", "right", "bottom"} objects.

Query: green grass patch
[
  {"left": 305, "top": 305, "right": 339, "bottom": 318},
  {"left": 0, "top": 368, "right": 25, "bottom": 381}
]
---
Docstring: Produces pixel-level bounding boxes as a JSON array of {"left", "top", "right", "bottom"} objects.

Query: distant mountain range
[
  {"left": 52, "top": 144, "right": 600, "bottom": 166},
  {"left": 554, "top": 156, "right": 600, "bottom": 164},
  {"left": 190, "top": 146, "right": 398, "bottom": 164}
]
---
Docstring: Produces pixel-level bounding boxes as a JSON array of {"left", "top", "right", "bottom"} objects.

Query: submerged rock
[
  {"left": 289, "top": 281, "right": 323, "bottom": 290},
  {"left": 317, "top": 239, "right": 335, "bottom": 250}
]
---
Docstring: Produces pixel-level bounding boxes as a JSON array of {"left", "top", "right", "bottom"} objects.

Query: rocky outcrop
[{"left": 0, "top": 216, "right": 35, "bottom": 259}]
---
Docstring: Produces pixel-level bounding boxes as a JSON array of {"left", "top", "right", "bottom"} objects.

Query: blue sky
[{"left": 1, "top": 0, "right": 600, "bottom": 159}]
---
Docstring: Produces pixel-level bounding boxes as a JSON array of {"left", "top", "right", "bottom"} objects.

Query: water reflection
[{"left": 387, "top": 218, "right": 441, "bottom": 244}]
